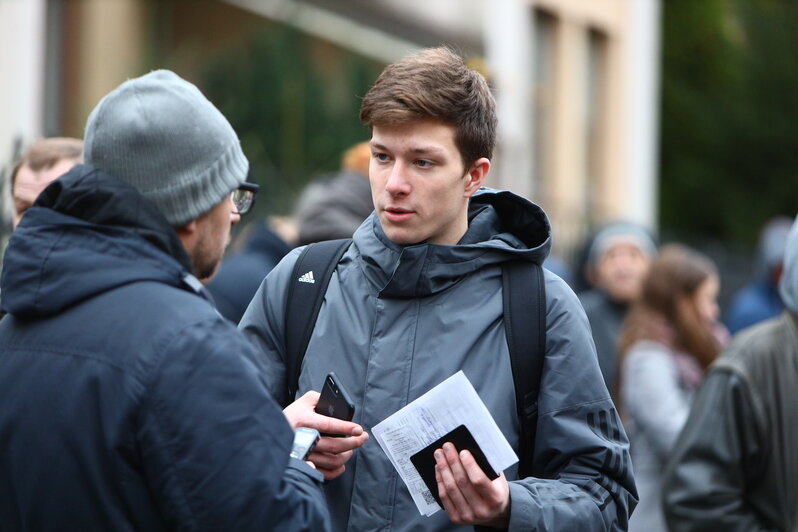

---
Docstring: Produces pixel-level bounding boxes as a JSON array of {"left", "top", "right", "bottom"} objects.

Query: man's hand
[
  {"left": 284, "top": 391, "right": 369, "bottom": 480},
  {"left": 434, "top": 442, "right": 511, "bottom": 529}
]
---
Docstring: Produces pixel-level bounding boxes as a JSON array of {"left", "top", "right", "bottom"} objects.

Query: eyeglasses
[{"left": 231, "top": 182, "right": 259, "bottom": 215}]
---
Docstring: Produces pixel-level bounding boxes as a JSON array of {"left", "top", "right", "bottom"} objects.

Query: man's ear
[
  {"left": 464, "top": 157, "right": 490, "bottom": 198},
  {"left": 174, "top": 220, "right": 199, "bottom": 254}
]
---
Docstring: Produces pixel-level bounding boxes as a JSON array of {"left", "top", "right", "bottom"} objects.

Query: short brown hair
[
  {"left": 359, "top": 47, "right": 496, "bottom": 167},
  {"left": 11, "top": 137, "right": 83, "bottom": 191}
]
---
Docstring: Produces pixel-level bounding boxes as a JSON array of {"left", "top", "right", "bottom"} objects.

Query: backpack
[{"left": 284, "top": 238, "right": 546, "bottom": 479}]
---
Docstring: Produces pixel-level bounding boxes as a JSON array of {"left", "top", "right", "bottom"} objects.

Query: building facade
[{"left": 1, "top": 0, "right": 660, "bottom": 258}]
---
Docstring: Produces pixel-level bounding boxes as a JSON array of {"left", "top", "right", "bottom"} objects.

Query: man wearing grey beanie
[
  {"left": 0, "top": 70, "right": 337, "bottom": 530},
  {"left": 579, "top": 221, "right": 657, "bottom": 397}
]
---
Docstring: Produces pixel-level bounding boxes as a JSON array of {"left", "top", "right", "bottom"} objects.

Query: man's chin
[
  {"left": 384, "top": 232, "right": 424, "bottom": 247},
  {"left": 194, "top": 258, "right": 223, "bottom": 284},
  {"left": 607, "top": 289, "right": 637, "bottom": 304}
]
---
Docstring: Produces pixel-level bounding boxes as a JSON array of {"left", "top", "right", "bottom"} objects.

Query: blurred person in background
[
  {"left": 206, "top": 215, "right": 293, "bottom": 323},
  {"left": 1, "top": 137, "right": 83, "bottom": 318},
  {"left": 725, "top": 215, "right": 793, "bottom": 334},
  {"left": 579, "top": 222, "right": 657, "bottom": 395},
  {"left": 0, "top": 70, "right": 331, "bottom": 530},
  {"left": 10, "top": 137, "right": 82, "bottom": 228},
  {"left": 541, "top": 254, "right": 572, "bottom": 286},
  {"left": 571, "top": 230, "right": 598, "bottom": 294},
  {"left": 294, "top": 140, "right": 374, "bottom": 246},
  {"left": 618, "top": 244, "right": 727, "bottom": 532},
  {"left": 662, "top": 215, "right": 798, "bottom": 531}
]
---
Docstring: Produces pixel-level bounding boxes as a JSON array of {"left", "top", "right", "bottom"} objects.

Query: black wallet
[{"left": 409, "top": 424, "right": 498, "bottom": 507}]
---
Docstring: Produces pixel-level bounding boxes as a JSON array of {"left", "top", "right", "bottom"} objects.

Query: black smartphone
[
  {"left": 290, "top": 427, "right": 320, "bottom": 461},
  {"left": 315, "top": 372, "right": 355, "bottom": 436}
]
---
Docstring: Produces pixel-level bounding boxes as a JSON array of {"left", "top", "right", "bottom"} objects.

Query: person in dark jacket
[
  {"left": 578, "top": 222, "right": 657, "bottom": 395},
  {"left": 0, "top": 137, "right": 82, "bottom": 319},
  {"left": 207, "top": 218, "right": 292, "bottom": 323},
  {"left": 241, "top": 47, "right": 636, "bottom": 531},
  {"left": 10, "top": 136, "right": 83, "bottom": 228},
  {"left": 661, "top": 215, "right": 798, "bottom": 532},
  {"left": 0, "top": 70, "right": 333, "bottom": 530},
  {"left": 294, "top": 140, "right": 374, "bottom": 246},
  {"left": 724, "top": 216, "right": 792, "bottom": 334}
]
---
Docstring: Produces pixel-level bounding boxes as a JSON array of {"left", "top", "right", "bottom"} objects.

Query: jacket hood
[
  {"left": 779, "top": 216, "right": 798, "bottom": 315},
  {"left": 1, "top": 165, "right": 193, "bottom": 318},
  {"left": 353, "top": 187, "right": 551, "bottom": 298}
]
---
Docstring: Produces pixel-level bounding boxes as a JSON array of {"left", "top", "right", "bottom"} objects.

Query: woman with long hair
[{"left": 618, "top": 244, "right": 727, "bottom": 532}]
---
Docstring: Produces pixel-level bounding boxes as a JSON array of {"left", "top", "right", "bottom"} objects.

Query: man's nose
[{"left": 385, "top": 163, "right": 411, "bottom": 195}]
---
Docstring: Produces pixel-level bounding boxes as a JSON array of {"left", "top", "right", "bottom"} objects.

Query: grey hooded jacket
[{"left": 240, "top": 188, "right": 637, "bottom": 531}]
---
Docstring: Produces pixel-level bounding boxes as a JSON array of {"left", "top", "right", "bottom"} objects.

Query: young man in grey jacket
[{"left": 241, "top": 47, "right": 637, "bottom": 531}]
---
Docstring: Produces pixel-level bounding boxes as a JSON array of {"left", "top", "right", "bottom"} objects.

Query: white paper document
[{"left": 371, "top": 371, "right": 518, "bottom": 516}]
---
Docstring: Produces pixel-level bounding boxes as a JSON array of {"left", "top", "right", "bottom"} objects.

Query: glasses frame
[{"left": 231, "top": 182, "right": 260, "bottom": 215}]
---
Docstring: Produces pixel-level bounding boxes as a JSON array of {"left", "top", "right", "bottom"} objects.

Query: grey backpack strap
[
  {"left": 283, "top": 239, "right": 351, "bottom": 405},
  {"left": 502, "top": 261, "right": 547, "bottom": 479}
]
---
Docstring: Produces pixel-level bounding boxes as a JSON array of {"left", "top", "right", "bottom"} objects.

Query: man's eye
[
  {"left": 416, "top": 160, "right": 432, "bottom": 168},
  {"left": 374, "top": 153, "right": 389, "bottom": 162}
]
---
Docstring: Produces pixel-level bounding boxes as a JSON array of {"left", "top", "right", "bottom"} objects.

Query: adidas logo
[{"left": 298, "top": 271, "right": 315, "bottom": 284}]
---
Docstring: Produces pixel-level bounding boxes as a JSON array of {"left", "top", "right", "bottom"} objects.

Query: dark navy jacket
[
  {"left": 207, "top": 220, "right": 291, "bottom": 324},
  {"left": 0, "top": 166, "right": 329, "bottom": 531},
  {"left": 725, "top": 278, "right": 783, "bottom": 335}
]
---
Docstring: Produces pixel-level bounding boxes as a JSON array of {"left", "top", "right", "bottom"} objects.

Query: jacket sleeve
[
  {"left": 503, "top": 274, "right": 637, "bottom": 531},
  {"left": 238, "top": 247, "right": 306, "bottom": 405},
  {"left": 621, "top": 341, "right": 692, "bottom": 456},
  {"left": 661, "top": 368, "right": 771, "bottom": 532},
  {"left": 137, "top": 316, "right": 330, "bottom": 531}
]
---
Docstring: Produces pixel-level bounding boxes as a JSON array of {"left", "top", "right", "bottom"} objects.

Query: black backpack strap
[
  {"left": 284, "top": 238, "right": 352, "bottom": 405},
  {"left": 502, "top": 261, "right": 547, "bottom": 479}
]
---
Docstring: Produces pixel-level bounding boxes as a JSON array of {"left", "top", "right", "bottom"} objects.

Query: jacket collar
[{"left": 352, "top": 188, "right": 551, "bottom": 299}]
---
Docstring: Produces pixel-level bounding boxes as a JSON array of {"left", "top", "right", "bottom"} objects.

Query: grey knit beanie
[
  {"left": 84, "top": 70, "right": 248, "bottom": 226},
  {"left": 588, "top": 221, "right": 657, "bottom": 265}
]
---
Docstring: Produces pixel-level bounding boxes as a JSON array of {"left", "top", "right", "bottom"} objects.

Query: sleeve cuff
[
  {"left": 473, "top": 482, "right": 522, "bottom": 532},
  {"left": 287, "top": 457, "right": 325, "bottom": 483}
]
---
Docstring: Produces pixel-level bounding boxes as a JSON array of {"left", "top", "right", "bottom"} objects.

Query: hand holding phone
[
  {"left": 283, "top": 384, "right": 367, "bottom": 481},
  {"left": 315, "top": 373, "right": 355, "bottom": 436}
]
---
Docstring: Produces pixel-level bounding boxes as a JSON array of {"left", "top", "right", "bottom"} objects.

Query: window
[
  {"left": 532, "top": 9, "right": 556, "bottom": 204},
  {"left": 584, "top": 28, "right": 608, "bottom": 221}
]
